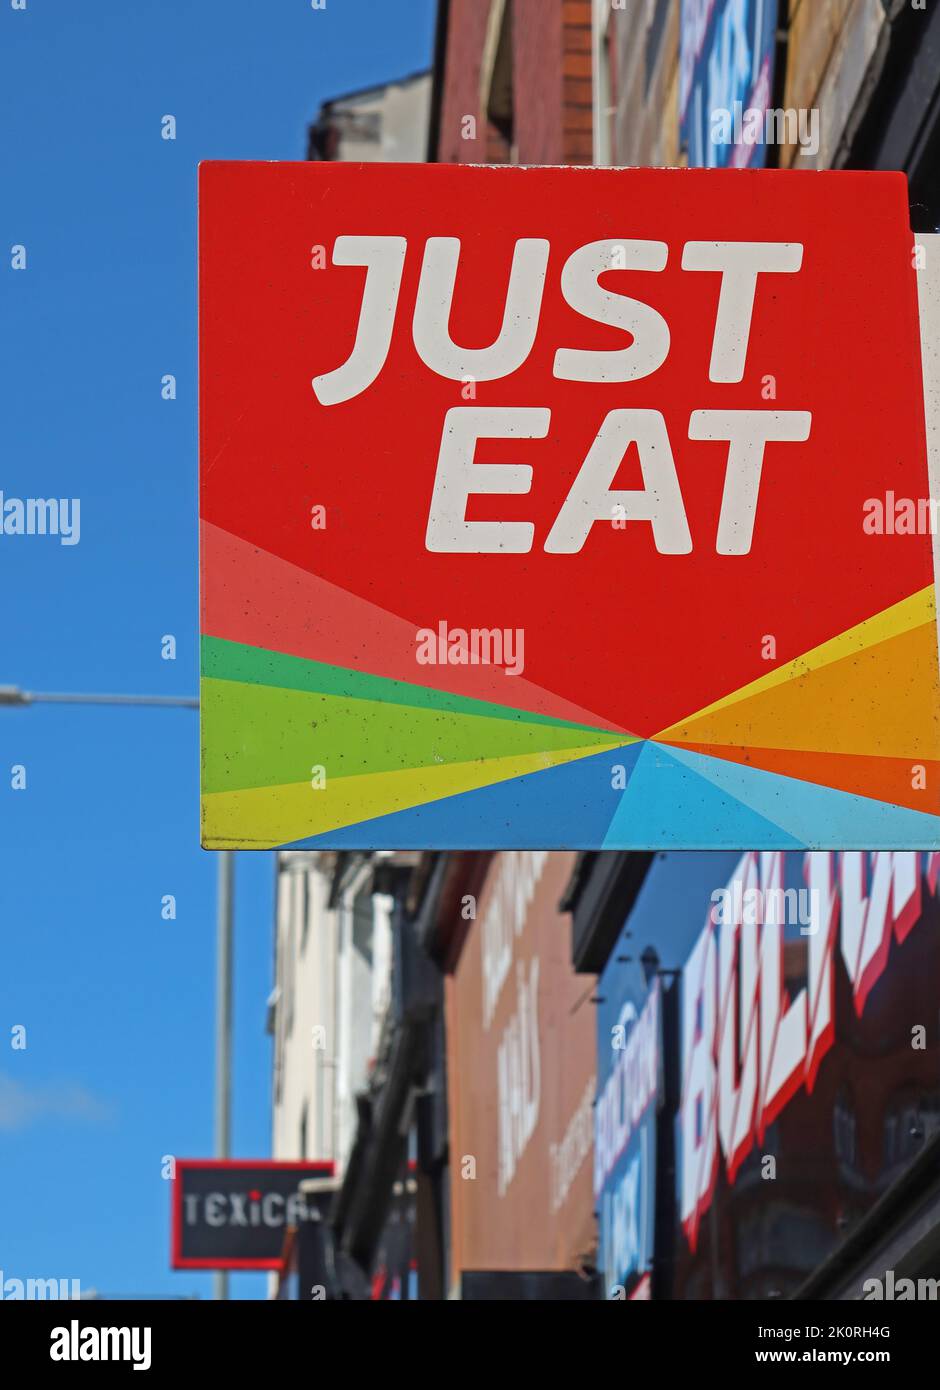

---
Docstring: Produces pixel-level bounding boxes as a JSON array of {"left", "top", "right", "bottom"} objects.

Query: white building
[
  {"left": 269, "top": 852, "right": 398, "bottom": 1174},
  {"left": 307, "top": 70, "right": 432, "bottom": 162}
]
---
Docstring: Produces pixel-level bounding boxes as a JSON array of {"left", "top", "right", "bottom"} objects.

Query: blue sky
[{"left": 0, "top": 0, "right": 436, "bottom": 1299}]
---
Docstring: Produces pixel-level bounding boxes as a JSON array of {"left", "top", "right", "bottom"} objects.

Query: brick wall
[
  {"left": 513, "top": 0, "right": 565, "bottom": 162},
  {"left": 561, "top": 0, "right": 594, "bottom": 162},
  {"left": 434, "top": 0, "right": 593, "bottom": 165},
  {"left": 436, "top": 0, "right": 511, "bottom": 163}
]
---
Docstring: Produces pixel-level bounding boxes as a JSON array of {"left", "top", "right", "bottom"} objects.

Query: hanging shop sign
[{"left": 200, "top": 163, "right": 940, "bottom": 851}]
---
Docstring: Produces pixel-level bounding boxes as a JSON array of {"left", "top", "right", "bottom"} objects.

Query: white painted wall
[
  {"left": 272, "top": 856, "right": 338, "bottom": 1164},
  {"left": 271, "top": 855, "right": 394, "bottom": 1175}
]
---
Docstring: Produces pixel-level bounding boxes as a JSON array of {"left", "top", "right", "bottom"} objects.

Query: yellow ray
[
  {"left": 657, "top": 620, "right": 940, "bottom": 760},
  {"left": 201, "top": 737, "right": 628, "bottom": 849},
  {"left": 656, "top": 585, "right": 937, "bottom": 741}
]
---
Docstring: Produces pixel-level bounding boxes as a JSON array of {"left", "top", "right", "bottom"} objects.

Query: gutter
[{"left": 426, "top": 0, "right": 451, "bottom": 162}]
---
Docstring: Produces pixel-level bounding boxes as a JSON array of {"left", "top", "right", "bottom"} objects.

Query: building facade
[
  {"left": 431, "top": 0, "right": 593, "bottom": 164},
  {"left": 442, "top": 851, "right": 597, "bottom": 1296},
  {"left": 596, "top": 0, "right": 940, "bottom": 213},
  {"left": 270, "top": 852, "right": 394, "bottom": 1175},
  {"left": 308, "top": 69, "right": 431, "bottom": 162},
  {"left": 572, "top": 849, "right": 940, "bottom": 1299}
]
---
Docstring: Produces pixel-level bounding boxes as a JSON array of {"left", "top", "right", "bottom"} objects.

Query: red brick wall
[
  {"left": 434, "top": 0, "right": 593, "bottom": 165},
  {"left": 561, "top": 0, "right": 592, "bottom": 163},
  {"left": 512, "top": 0, "right": 564, "bottom": 163},
  {"left": 436, "top": 0, "right": 511, "bottom": 164}
]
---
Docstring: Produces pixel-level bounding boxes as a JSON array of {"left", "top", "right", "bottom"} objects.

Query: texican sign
[
  {"left": 199, "top": 163, "right": 940, "bottom": 851},
  {"left": 171, "top": 1160, "right": 333, "bottom": 1270}
]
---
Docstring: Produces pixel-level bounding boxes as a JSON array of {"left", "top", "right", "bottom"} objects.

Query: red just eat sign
[{"left": 199, "top": 163, "right": 940, "bottom": 851}]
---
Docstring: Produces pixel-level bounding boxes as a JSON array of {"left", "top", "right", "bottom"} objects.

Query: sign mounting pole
[{"left": 213, "top": 850, "right": 234, "bottom": 1301}]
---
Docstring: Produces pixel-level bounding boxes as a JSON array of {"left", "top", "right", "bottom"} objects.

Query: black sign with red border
[{"left": 171, "top": 1159, "right": 334, "bottom": 1270}]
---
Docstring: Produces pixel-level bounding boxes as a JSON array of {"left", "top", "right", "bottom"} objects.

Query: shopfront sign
[
  {"left": 679, "top": 851, "right": 938, "bottom": 1253},
  {"left": 614, "top": 850, "right": 940, "bottom": 1298},
  {"left": 595, "top": 978, "right": 661, "bottom": 1298},
  {"left": 171, "top": 1160, "right": 334, "bottom": 1270},
  {"left": 200, "top": 162, "right": 940, "bottom": 852},
  {"left": 680, "top": 0, "right": 779, "bottom": 168}
]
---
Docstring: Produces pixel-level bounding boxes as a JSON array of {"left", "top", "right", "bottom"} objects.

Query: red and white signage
[
  {"left": 679, "top": 851, "right": 939, "bottom": 1249},
  {"left": 200, "top": 164, "right": 940, "bottom": 851}
]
